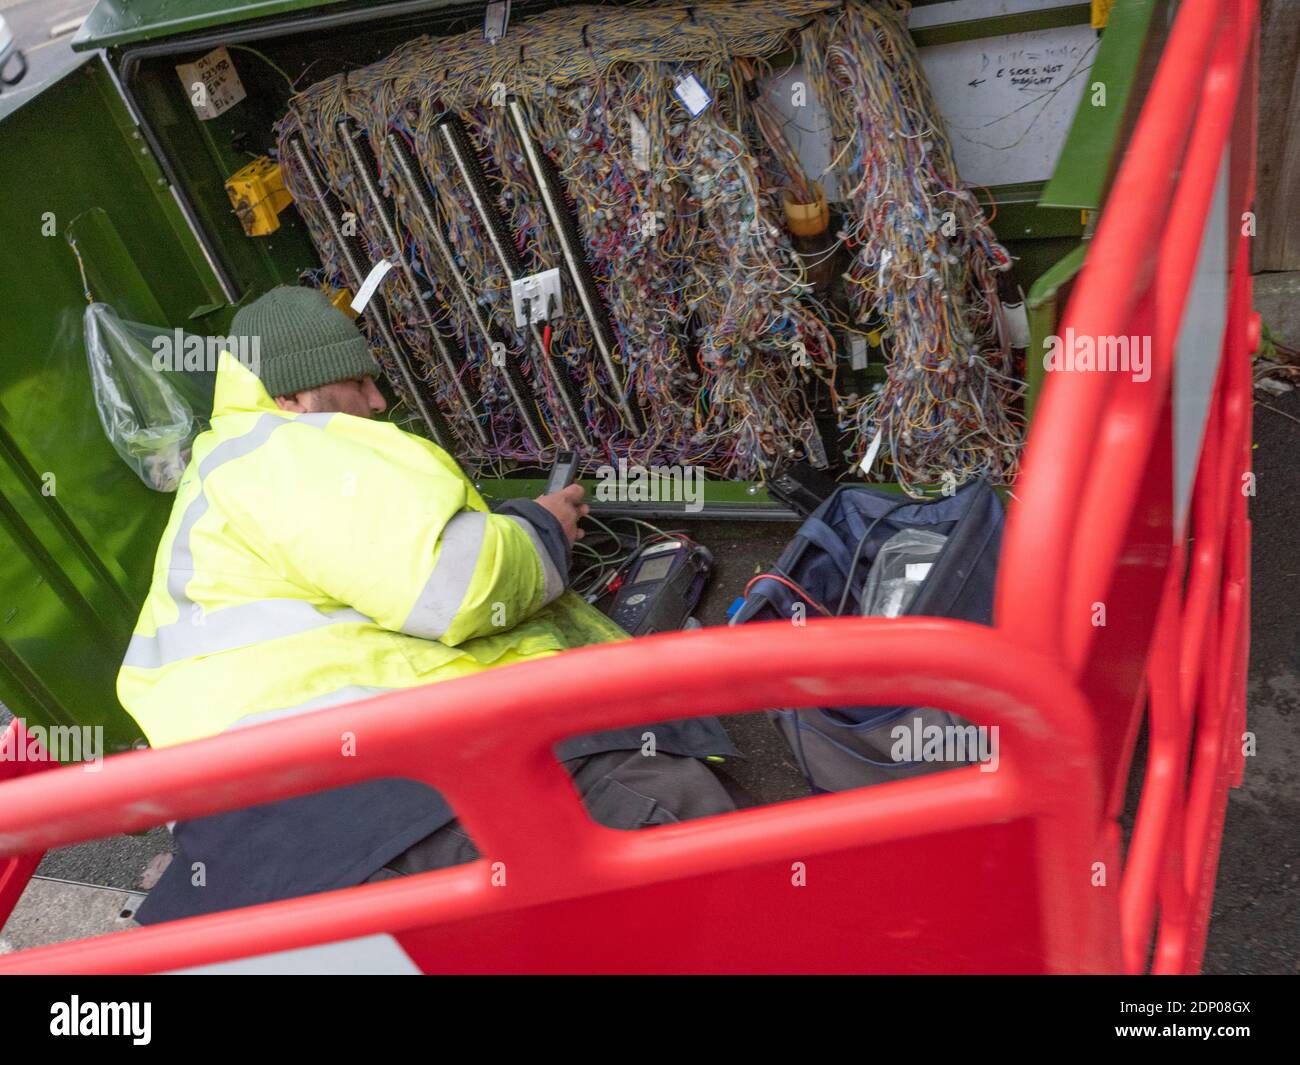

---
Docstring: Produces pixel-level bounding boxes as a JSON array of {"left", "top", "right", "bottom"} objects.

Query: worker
[{"left": 120, "top": 286, "right": 737, "bottom": 924}]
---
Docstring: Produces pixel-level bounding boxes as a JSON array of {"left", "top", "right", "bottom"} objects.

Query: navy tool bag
[{"left": 730, "top": 480, "right": 1005, "bottom": 791}]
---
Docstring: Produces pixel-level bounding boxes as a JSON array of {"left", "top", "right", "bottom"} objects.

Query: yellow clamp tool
[{"left": 225, "top": 157, "right": 293, "bottom": 236}]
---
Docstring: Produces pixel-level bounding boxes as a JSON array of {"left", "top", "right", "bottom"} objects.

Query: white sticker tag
[
  {"left": 905, "top": 562, "right": 933, "bottom": 582},
  {"left": 673, "top": 74, "right": 713, "bottom": 117},
  {"left": 859, "top": 428, "right": 884, "bottom": 476},
  {"left": 849, "top": 333, "right": 868, "bottom": 370},
  {"left": 1000, "top": 299, "right": 1031, "bottom": 349},
  {"left": 351, "top": 260, "right": 395, "bottom": 313},
  {"left": 629, "top": 113, "right": 651, "bottom": 171},
  {"left": 176, "top": 47, "right": 247, "bottom": 121},
  {"left": 484, "top": 0, "right": 511, "bottom": 44}
]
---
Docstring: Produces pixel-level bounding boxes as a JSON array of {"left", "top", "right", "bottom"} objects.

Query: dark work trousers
[{"left": 364, "top": 750, "right": 735, "bottom": 879}]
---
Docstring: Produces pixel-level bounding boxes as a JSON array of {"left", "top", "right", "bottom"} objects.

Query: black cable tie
[
  {"left": 582, "top": 24, "right": 590, "bottom": 49},
  {"left": 686, "top": 7, "right": 697, "bottom": 24},
  {"left": 519, "top": 43, "right": 526, "bottom": 63}
]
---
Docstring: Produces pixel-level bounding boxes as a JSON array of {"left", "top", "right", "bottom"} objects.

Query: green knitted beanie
[{"left": 230, "top": 286, "right": 380, "bottom": 398}]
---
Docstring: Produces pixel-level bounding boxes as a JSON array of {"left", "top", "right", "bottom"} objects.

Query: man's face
[{"left": 274, "top": 375, "right": 387, "bottom": 418}]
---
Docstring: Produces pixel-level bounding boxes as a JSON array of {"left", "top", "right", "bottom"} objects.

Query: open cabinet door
[{"left": 0, "top": 54, "right": 229, "bottom": 753}]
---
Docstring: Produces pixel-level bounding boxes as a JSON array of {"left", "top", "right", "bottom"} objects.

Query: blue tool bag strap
[{"left": 798, "top": 516, "right": 856, "bottom": 577}]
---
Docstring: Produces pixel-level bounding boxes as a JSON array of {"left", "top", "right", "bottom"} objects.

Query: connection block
[{"left": 225, "top": 157, "right": 292, "bottom": 236}]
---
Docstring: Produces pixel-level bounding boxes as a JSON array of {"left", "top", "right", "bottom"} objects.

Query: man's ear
[{"left": 274, "top": 392, "right": 305, "bottom": 413}]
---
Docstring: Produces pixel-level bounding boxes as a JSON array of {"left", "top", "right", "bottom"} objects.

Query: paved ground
[
  {"left": 1202, "top": 382, "right": 1300, "bottom": 974},
  {"left": 0, "top": 0, "right": 95, "bottom": 114},
  {"left": 685, "top": 518, "right": 811, "bottom": 808},
  {"left": 1255, "top": 271, "right": 1300, "bottom": 350},
  {"left": 0, "top": 878, "right": 144, "bottom": 955}
]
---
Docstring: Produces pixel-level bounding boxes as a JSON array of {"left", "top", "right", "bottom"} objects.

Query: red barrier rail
[
  {"left": 0, "top": 621, "right": 1119, "bottom": 973},
  {"left": 0, "top": 0, "right": 1257, "bottom": 973},
  {"left": 998, "top": 0, "right": 1256, "bottom": 972},
  {"left": 0, "top": 720, "right": 54, "bottom": 930}
]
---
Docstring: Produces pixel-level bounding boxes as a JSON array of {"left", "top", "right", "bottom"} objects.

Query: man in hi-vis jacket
[{"left": 120, "top": 286, "right": 734, "bottom": 923}]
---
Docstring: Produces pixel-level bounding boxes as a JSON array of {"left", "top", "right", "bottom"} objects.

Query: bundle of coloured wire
[
  {"left": 571, "top": 515, "right": 691, "bottom": 603},
  {"left": 274, "top": 0, "right": 1022, "bottom": 493},
  {"left": 802, "top": 1, "right": 1023, "bottom": 494},
  {"left": 276, "top": 1, "right": 839, "bottom": 477}
]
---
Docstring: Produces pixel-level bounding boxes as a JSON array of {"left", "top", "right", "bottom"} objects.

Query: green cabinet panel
[{"left": 0, "top": 58, "right": 225, "bottom": 753}]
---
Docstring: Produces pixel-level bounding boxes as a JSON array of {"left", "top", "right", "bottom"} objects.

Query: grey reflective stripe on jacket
[
  {"left": 401, "top": 511, "right": 487, "bottom": 639},
  {"left": 124, "top": 600, "right": 375, "bottom": 670},
  {"left": 124, "top": 412, "right": 346, "bottom": 669},
  {"left": 400, "top": 508, "right": 564, "bottom": 640},
  {"left": 226, "top": 685, "right": 395, "bottom": 731}
]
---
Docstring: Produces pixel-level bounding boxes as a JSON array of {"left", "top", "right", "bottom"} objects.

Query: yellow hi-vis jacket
[{"left": 118, "top": 352, "right": 625, "bottom": 749}]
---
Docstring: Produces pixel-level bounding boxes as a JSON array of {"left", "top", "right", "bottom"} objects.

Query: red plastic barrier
[
  {"left": 997, "top": 0, "right": 1256, "bottom": 972},
  {"left": 0, "top": 621, "right": 1119, "bottom": 973},
  {"left": 0, "top": 720, "right": 54, "bottom": 930},
  {"left": 0, "top": 0, "right": 1258, "bottom": 973}
]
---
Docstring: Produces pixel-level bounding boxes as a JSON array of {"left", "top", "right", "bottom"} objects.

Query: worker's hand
[{"left": 535, "top": 483, "right": 588, "bottom": 544}]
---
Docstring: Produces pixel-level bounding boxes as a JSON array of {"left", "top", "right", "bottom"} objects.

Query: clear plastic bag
[
  {"left": 84, "top": 303, "right": 210, "bottom": 493},
  {"left": 860, "top": 527, "right": 949, "bottom": 618}
]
